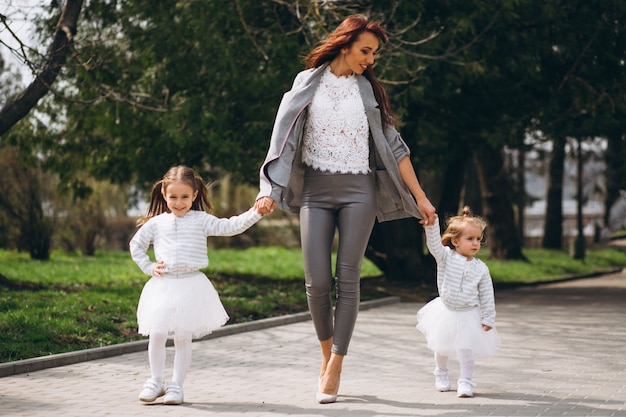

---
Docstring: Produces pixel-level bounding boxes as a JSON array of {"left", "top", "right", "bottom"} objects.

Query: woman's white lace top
[{"left": 302, "top": 66, "right": 370, "bottom": 174}]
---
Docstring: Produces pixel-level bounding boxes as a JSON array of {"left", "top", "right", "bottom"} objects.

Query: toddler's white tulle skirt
[
  {"left": 137, "top": 272, "right": 229, "bottom": 339},
  {"left": 416, "top": 297, "right": 500, "bottom": 358}
]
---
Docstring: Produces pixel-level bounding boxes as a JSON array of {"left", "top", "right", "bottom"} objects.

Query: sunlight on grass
[
  {"left": 1, "top": 245, "right": 624, "bottom": 362},
  {"left": 486, "top": 247, "right": 626, "bottom": 283},
  {"left": 0, "top": 250, "right": 141, "bottom": 284},
  {"left": 207, "top": 246, "right": 382, "bottom": 279}
]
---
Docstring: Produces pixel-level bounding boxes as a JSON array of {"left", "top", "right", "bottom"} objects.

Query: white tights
[
  {"left": 435, "top": 349, "right": 475, "bottom": 380},
  {"left": 148, "top": 332, "right": 193, "bottom": 386}
]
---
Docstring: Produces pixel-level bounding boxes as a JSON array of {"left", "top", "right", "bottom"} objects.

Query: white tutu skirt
[
  {"left": 137, "top": 272, "right": 229, "bottom": 339},
  {"left": 416, "top": 297, "right": 500, "bottom": 358}
]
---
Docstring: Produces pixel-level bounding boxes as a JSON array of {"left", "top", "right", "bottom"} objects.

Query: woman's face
[{"left": 332, "top": 31, "right": 380, "bottom": 76}]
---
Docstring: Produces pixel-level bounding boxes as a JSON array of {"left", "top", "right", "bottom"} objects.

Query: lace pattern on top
[{"left": 302, "top": 66, "right": 370, "bottom": 174}]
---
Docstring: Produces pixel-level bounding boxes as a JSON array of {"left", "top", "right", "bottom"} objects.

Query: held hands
[
  {"left": 153, "top": 260, "right": 167, "bottom": 277},
  {"left": 417, "top": 197, "right": 436, "bottom": 226},
  {"left": 482, "top": 324, "right": 493, "bottom": 332},
  {"left": 254, "top": 196, "right": 276, "bottom": 215}
]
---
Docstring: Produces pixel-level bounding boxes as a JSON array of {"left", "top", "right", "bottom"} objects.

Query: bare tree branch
[
  {"left": 62, "top": 49, "right": 172, "bottom": 112},
  {"left": 235, "top": 0, "right": 269, "bottom": 61},
  {"left": 0, "top": 12, "right": 39, "bottom": 74},
  {"left": 386, "top": 12, "right": 500, "bottom": 67},
  {"left": 0, "top": 0, "right": 84, "bottom": 137},
  {"left": 557, "top": 17, "right": 605, "bottom": 91}
]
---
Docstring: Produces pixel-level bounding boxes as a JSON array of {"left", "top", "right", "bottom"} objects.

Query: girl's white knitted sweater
[
  {"left": 424, "top": 217, "right": 496, "bottom": 327},
  {"left": 130, "top": 208, "right": 261, "bottom": 278}
]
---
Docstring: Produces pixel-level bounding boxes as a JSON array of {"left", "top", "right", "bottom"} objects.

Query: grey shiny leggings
[{"left": 300, "top": 168, "right": 377, "bottom": 356}]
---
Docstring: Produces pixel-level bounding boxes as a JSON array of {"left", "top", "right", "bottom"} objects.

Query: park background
[{"left": 1, "top": 1, "right": 626, "bottom": 362}]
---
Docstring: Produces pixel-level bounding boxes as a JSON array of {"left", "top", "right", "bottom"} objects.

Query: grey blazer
[{"left": 257, "top": 63, "right": 423, "bottom": 222}]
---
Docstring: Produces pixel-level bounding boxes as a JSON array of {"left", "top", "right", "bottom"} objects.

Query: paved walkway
[{"left": 1, "top": 271, "right": 625, "bottom": 417}]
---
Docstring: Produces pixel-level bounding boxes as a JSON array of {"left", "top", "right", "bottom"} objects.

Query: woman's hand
[
  {"left": 255, "top": 197, "right": 276, "bottom": 215},
  {"left": 397, "top": 156, "right": 437, "bottom": 226},
  {"left": 417, "top": 197, "right": 436, "bottom": 226},
  {"left": 482, "top": 324, "right": 493, "bottom": 332}
]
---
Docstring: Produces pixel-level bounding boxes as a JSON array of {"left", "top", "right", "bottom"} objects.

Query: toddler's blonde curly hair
[{"left": 441, "top": 206, "right": 487, "bottom": 249}]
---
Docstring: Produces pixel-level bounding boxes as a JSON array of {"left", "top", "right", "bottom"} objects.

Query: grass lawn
[{"left": 1, "top": 244, "right": 625, "bottom": 363}]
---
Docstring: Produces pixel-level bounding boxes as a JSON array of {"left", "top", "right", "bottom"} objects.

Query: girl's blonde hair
[
  {"left": 136, "top": 165, "right": 213, "bottom": 226},
  {"left": 441, "top": 206, "right": 487, "bottom": 249}
]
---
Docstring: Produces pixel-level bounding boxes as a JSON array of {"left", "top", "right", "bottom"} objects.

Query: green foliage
[
  {"left": 44, "top": 0, "right": 308, "bottom": 188},
  {"left": 385, "top": 0, "right": 626, "bottom": 168},
  {"left": 485, "top": 247, "right": 626, "bottom": 283},
  {"left": 0, "top": 147, "right": 54, "bottom": 259},
  {"left": 0, "top": 148, "right": 132, "bottom": 256},
  {"left": 51, "top": 177, "right": 131, "bottom": 255},
  {"left": 6, "top": 0, "right": 626, "bottom": 191},
  {"left": 4, "top": 0, "right": 626, "bottom": 265}
]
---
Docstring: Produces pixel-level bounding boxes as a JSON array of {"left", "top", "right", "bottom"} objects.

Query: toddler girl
[{"left": 416, "top": 207, "right": 500, "bottom": 397}]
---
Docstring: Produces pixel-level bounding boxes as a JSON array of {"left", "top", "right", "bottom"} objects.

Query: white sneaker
[
  {"left": 163, "top": 382, "right": 184, "bottom": 405},
  {"left": 434, "top": 369, "right": 450, "bottom": 391},
  {"left": 457, "top": 378, "right": 475, "bottom": 397},
  {"left": 138, "top": 377, "right": 165, "bottom": 402}
]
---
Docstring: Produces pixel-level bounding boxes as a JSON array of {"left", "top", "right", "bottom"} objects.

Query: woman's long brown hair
[{"left": 303, "top": 14, "right": 395, "bottom": 126}]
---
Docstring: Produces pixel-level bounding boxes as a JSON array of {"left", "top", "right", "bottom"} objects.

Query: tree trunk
[
  {"left": 604, "top": 131, "right": 624, "bottom": 227},
  {"left": 571, "top": 137, "right": 586, "bottom": 259},
  {"left": 515, "top": 143, "right": 527, "bottom": 246},
  {"left": 542, "top": 136, "right": 566, "bottom": 249},
  {"left": 438, "top": 149, "right": 468, "bottom": 218},
  {"left": 463, "top": 160, "right": 483, "bottom": 216},
  {"left": 0, "top": 148, "right": 53, "bottom": 260},
  {"left": 366, "top": 217, "right": 431, "bottom": 284},
  {"left": 0, "top": 0, "right": 84, "bottom": 136},
  {"left": 473, "top": 145, "right": 526, "bottom": 260},
  {"left": 21, "top": 170, "right": 53, "bottom": 261}
]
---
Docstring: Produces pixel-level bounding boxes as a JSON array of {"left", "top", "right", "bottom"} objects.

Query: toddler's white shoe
[
  {"left": 433, "top": 368, "right": 450, "bottom": 391},
  {"left": 138, "top": 377, "right": 165, "bottom": 402},
  {"left": 163, "top": 381, "right": 184, "bottom": 405},
  {"left": 457, "top": 378, "right": 475, "bottom": 397}
]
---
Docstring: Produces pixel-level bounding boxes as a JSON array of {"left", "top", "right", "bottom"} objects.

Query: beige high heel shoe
[{"left": 316, "top": 375, "right": 340, "bottom": 404}]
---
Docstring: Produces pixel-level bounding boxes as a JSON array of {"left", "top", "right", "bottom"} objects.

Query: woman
[{"left": 256, "top": 15, "right": 436, "bottom": 403}]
